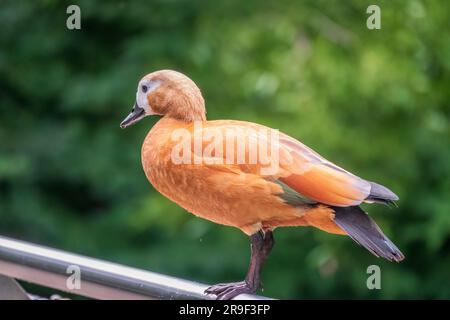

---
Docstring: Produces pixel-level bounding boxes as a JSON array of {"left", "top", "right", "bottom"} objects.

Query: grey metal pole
[{"left": 0, "top": 236, "right": 270, "bottom": 300}]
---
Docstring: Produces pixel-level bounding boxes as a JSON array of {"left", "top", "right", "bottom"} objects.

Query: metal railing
[{"left": 0, "top": 235, "right": 270, "bottom": 300}]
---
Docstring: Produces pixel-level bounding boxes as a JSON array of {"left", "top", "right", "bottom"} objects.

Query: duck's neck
[
  {"left": 167, "top": 109, "right": 206, "bottom": 122},
  {"left": 165, "top": 91, "right": 207, "bottom": 122},
  {"left": 150, "top": 115, "right": 204, "bottom": 135}
]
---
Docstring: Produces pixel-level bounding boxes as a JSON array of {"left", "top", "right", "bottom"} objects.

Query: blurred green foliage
[{"left": 0, "top": 0, "right": 449, "bottom": 299}]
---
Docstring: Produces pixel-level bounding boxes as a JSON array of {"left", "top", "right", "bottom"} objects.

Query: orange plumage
[
  {"left": 141, "top": 118, "right": 349, "bottom": 235},
  {"left": 121, "top": 70, "right": 404, "bottom": 299}
]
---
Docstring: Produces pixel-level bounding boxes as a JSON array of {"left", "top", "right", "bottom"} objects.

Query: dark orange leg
[{"left": 205, "top": 230, "right": 274, "bottom": 300}]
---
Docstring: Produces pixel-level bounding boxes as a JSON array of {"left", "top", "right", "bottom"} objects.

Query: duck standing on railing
[{"left": 120, "top": 70, "right": 404, "bottom": 300}]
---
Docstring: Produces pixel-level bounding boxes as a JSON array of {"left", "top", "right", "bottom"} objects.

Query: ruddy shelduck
[{"left": 120, "top": 70, "right": 404, "bottom": 299}]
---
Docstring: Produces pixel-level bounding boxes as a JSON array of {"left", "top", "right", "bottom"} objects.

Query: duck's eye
[{"left": 141, "top": 85, "right": 148, "bottom": 93}]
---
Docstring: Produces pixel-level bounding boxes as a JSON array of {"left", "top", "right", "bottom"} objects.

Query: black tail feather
[{"left": 333, "top": 206, "right": 404, "bottom": 262}]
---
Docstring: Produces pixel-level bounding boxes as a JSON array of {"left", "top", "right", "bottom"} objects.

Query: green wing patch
[{"left": 274, "top": 179, "right": 316, "bottom": 207}]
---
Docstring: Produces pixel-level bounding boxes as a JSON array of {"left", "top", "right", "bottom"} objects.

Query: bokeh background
[{"left": 0, "top": 0, "right": 449, "bottom": 299}]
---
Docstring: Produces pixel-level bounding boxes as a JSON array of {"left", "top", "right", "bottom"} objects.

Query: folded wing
[
  {"left": 278, "top": 134, "right": 371, "bottom": 206},
  {"left": 191, "top": 121, "right": 379, "bottom": 207}
]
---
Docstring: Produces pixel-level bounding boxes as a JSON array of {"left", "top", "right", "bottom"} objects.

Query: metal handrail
[{"left": 0, "top": 235, "right": 269, "bottom": 300}]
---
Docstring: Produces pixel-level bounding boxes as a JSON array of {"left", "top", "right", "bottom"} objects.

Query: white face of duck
[{"left": 120, "top": 78, "right": 161, "bottom": 129}]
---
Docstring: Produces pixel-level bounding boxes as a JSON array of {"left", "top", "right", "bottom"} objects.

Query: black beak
[{"left": 120, "top": 102, "right": 146, "bottom": 129}]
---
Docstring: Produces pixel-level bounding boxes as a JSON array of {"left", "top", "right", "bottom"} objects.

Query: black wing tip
[
  {"left": 369, "top": 181, "right": 399, "bottom": 200},
  {"left": 367, "top": 181, "right": 399, "bottom": 205}
]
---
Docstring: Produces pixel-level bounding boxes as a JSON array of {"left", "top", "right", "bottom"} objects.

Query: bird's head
[{"left": 120, "top": 70, "right": 206, "bottom": 128}]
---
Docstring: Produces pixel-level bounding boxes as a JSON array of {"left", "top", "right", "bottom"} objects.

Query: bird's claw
[{"left": 205, "top": 281, "right": 256, "bottom": 300}]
